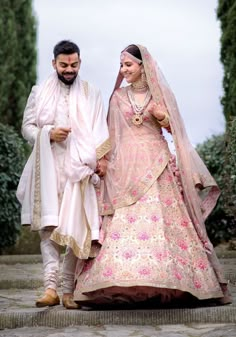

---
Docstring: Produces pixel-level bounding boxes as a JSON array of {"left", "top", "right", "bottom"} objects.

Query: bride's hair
[{"left": 123, "top": 44, "right": 142, "bottom": 61}]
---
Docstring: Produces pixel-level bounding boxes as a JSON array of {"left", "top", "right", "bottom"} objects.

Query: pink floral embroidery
[
  {"left": 132, "top": 190, "right": 138, "bottom": 196},
  {"left": 110, "top": 231, "right": 121, "bottom": 240},
  {"left": 178, "top": 239, "right": 188, "bottom": 250},
  {"left": 197, "top": 260, "right": 207, "bottom": 270},
  {"left": 127, "top": 215, "right": 137, "bottom": 223},
  {"left": 151, "top": 215, "right": 159, "bottom": 222},
  {"left": 154, "top": 250, "right": 168, "bottom": 261},
  {"left": 138, "top": 232, "right": 149, "bottom": 240},
  {"left": 181, "top": 220, "right": 189, "bottom": 227},
  {"left": 166, "top": 175, "right": 173, "bottom": 182},
  {"left": 158, "top": 157, "right": 163, "bottom": 163},
  {"left": 176, "top": 256, "right": 187, "bottom": 266},
  {"left": 122, "top": 250, "right": 135, "bottom": 259},
  {"left": 146, "top": 173, "right": 153, "bottom": 179},
  {"left": 174, "top": 271, "right": 182, "bottom": 280},
  {"left": 112, "top": 199, "right": 117, "bottom": 205},
  {"left": 164, "top": 198, "right": 173, "bottom": 206},
  {"left": 140, "top": 195, "right": 148, "bottom": 202},
  {"left": 194, "top": 280, "right": 202, "bottom": 289},
  {"left": 139, "top": 267, "right": 151, "bottom": 275},
  {"left": 103, "top": 267, "right": 113, "bottom": 277}
]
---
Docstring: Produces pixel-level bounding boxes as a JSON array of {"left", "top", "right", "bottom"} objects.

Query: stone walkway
[
  {"left": 0, "top": 254, "right": 235, "bottom": 336},
  {"left": 1, "top": 323, "right": 236, "bottom": 337}
]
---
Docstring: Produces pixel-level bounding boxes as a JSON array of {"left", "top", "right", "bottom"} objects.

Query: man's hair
[{"left": 53, "top": 40, "right": 80, "bottom": 59}]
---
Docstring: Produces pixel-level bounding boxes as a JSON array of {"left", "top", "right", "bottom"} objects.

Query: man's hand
[
  {"left": 50, "top": 127, "right": 71, "bottom": 142},
  {"left": 96, "top": 157, "right": 107, "bottom": 177}
]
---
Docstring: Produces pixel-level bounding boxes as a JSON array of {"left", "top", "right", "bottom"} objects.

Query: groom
[{"left": 17, "top": 40, "right": 110, "bottom": 309}]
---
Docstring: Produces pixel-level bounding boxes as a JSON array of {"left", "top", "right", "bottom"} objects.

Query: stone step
[
  {"left": 0, "top": 263, "right": 44, "bottom": 289},
  {"left": 0, "top": 298, "right": 235, "bottom": 329},
  {"left": 0, "top": 255, "right": 43, "bottom": 264},
  {"left": 1, "top": 324, "right": 236, "bottom": 337}
]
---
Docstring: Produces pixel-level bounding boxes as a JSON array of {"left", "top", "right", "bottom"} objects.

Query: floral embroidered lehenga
[{"left": 74, "top": 45, "right": 230, "bottom": 306}]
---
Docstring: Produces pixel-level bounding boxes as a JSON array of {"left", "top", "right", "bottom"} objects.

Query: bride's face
[{"left": 120, "top": 55, "right": 142, "bottom": 83}]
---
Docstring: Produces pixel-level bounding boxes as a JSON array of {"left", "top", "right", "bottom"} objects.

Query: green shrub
[
  {"left": 196, "top": 134, "right": 236, "bottom": 245},
  {"left": 223, "top": 118, "right": 236, "bottom": 220},
  {"left": 0, "top": 122, "right": 27, "bottom": 252}
]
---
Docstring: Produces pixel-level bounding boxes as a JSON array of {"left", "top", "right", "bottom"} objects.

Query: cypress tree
[
  {"left": 217, "top": 0, "right": 236, "bottom": 232},
  {"left": 217, "top": 0, "right": 236, "bottom": 122},
  {"left": 0, "top": 0, "right": 37, "bottom": 250},
  {"left": 0, "top": 0, "right": 37, "bottom": 131}
]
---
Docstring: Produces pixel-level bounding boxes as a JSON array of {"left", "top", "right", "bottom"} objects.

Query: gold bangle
[{"left": 157, "top": 114, "right": 169, "bottom": 127}]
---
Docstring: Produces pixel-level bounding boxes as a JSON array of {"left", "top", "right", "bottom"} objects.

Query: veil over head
[{"left": 111, "top": 44, "right": 225, "bottom": 283}]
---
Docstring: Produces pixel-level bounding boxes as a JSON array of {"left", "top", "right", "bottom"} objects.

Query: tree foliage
[
  {"left": 0, "top": 0, "right": 37, "bottom": 132},
  {"left": 222, "top": 117, "right": 236, "bottom": 218},
  {"left": 217, "top": 0, "right": 236, "bottom": 122},
  {"left": 217, "top": 0, "right": 236, "bottom": 225},
  {"left": 0, "top": 1, "right": 37, "bottom": 251},
  {"left": 196, "top": 134, "right": 236, "bottom": 245},
  {"left": 0, "top": 123, "right": 27, "bottom": 251}
]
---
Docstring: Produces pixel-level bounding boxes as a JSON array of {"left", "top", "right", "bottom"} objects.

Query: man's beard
[{"left": 57, "top": 72, "right": 78, "bottom": 85}]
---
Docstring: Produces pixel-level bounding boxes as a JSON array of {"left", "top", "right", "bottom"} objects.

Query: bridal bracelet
[{"left": 157, "top": 114, "right": 169, "bottom": 128}]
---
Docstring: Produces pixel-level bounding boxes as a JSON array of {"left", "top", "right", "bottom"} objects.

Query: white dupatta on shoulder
[{"left": 17, "top": 73, "right": 110, "bottom": 258}]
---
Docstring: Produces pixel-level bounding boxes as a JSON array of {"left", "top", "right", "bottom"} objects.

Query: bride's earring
[{"left": 141, "top": 69, "right": 147, "bottom": 84}]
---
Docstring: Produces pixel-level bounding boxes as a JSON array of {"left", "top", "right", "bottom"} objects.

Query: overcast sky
[{"left": 33, "top": 0, "right": 225, "bottom": 146}]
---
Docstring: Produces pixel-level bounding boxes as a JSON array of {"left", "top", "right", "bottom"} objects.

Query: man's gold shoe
[
  {"left": 36, "top": 293, "right": 60, "bottom": 308},
  {"left": 62, "top": 294, "right": 80, "bottom": 309}
]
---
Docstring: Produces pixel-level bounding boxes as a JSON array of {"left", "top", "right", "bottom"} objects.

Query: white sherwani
[{"left": 16, "top": 73, "right": 110, "bottom": 292}]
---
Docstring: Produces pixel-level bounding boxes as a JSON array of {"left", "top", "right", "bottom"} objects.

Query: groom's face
[{"left": 52, "top": 53, "right": 81, "bottom": 85}]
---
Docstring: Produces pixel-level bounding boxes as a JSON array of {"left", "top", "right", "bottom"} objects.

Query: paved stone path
[
  {"left": 1, "top": 324, "right": 236, "bottom": 337},
  {"left": 0, "top": 254, "right": 235, "bottom": 336}
]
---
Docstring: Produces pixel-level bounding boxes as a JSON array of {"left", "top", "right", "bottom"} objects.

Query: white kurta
[{"left": 16, "top": 75, "right": 110, "bottom": 259}]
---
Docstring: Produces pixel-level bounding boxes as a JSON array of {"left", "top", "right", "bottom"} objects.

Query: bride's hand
[{"left": 148, "top": 102, "right": 165, "bottom": 121}]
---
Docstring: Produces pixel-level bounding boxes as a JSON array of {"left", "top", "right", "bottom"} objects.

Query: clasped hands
[{"left": 95, "top": 157, "right": 107, "bottom": 177}]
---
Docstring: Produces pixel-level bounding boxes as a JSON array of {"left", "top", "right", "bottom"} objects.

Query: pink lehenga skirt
[{"left": 74, "top": 164, "right": 224, "bottom": 306}]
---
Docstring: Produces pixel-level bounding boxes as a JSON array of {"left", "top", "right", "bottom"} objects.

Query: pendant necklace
[{"left": 127, "top": 87, "right": 151, "bottom": 126}]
